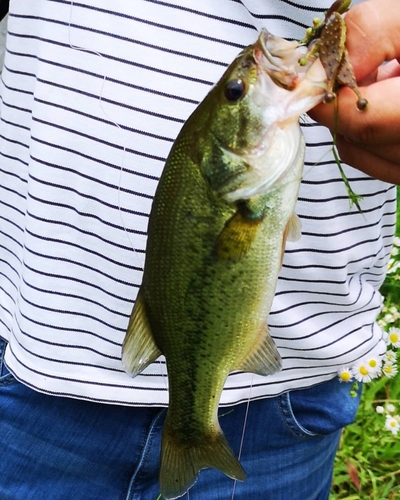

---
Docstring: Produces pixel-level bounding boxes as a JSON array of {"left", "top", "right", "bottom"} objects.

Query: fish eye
[{"left": 224, "top": 79, "right": 245, "bottom": 102}]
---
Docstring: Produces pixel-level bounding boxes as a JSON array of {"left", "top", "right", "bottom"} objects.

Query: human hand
[{"left": 309, "top": 0, "right": 400, "bottom": 184}]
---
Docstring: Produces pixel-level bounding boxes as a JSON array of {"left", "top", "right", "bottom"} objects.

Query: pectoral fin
[
  {"left": 215, "top": 202, "right": 264, "bottom": 260},
  {"left": 238, "top": 323, "right": 282, "bottom": 376},
  {"left": 215, "top": 211, "right": 262, "bottom": 260},
  {"left": 122, "top": 289, "right": 161, "bottom": 377}
]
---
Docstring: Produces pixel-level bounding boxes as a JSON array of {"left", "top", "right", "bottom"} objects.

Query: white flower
[
  {"left": 384, "top": 349, "right": 397, "bottom": 364},
  {"left": 385, "top": 415, "right": 400, "bottom": 435},
  {"left": 376, "top": 405, "right": 385, "bottom": 414},
  {"left": 337, "top": 366, "right": 353, "bottom": 383},
  {"left": 386, "top": 403, "right": 396, "bottom": 414},
  {"left": 365, "top": 356, "right": 382, "bottom": 377},
  {"left": 384, "top": 313, "right": 396, "bottom": 325},
  {"left": 352, "top": 360, "right": 372, "bottom": 383},
  {"left": 388, "top": 327, "right": 400, "bottom": 348},
  {"left": 382, "top": 362, "right": 398, "bottom": 379}
]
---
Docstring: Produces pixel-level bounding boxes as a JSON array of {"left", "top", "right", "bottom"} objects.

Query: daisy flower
[
  {"left": 365, "top": 356, "right": 382, "bottom": 377},
  {"left": 388, "top": 327, "right": 400, "bottom": 348},
  {"left": 385, "top": 415, "right": 400, "bottom": 435},
  {"left": 337, "top": 366, "right": 352, "bottom": 383},
  {"left": 375, "top": 405, "right": 385, "bottom": 414},
  {"left": 382, "top": 362, "right": 398, "bottom": 379},
  {"left": 384, "top": 349, "right": 397, "bottom": 364},
  {"left": 352, "top": 360, "right": 372, "bottom": 383}
]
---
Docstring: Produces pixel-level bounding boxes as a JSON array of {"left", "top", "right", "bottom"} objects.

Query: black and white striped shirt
[{"left": 0, "top": 0, "right": 395, "bottom": 405}]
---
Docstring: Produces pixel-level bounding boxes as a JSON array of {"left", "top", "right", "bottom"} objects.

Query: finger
[
  {"left": 341, "top": 139, "right": 400, "bottom": 169},
  {"left": 361, "top": 143, "right": 400, "bottom": 165},
  {"left": 357, "top": 60, "right": 400, "bottom": 86},
  {"left": 344, "top": 0, "right": 400, "bottom": 81},
  {"left": 335, "top": 134, "right": 400, "bottom": 184},
  {"left": 376, "top": 60, "right": 400, "bottom": 82},
  {"left": 310, "top": 77, "right": 400, "bottom": 145}
]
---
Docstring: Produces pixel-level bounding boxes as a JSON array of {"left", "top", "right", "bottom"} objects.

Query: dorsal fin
[{"left": 122, "top": 289, "right": 161, "bottom": 377}]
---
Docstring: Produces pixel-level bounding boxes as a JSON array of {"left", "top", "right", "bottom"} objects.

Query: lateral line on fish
[{"left": 67, "top": 0, "right": 144, "bottom": 271}]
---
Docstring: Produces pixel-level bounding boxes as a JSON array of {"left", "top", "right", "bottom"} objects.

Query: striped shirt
[{"left": 0, "top": 0, "right": 395, "bottom": 406}]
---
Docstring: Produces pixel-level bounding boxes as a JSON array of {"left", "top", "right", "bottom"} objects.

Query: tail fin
[{"left": 159, "top": 422, "right": 246, "bottom": 499}]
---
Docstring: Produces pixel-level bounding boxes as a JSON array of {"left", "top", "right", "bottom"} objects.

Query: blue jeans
[{"left": 0, "top": 339, "right": 360, "bottom": 500}]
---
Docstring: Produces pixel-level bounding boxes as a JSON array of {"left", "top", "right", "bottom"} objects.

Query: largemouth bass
[{"left": 122, "top": 29, "right": 328, "bottom": 499}]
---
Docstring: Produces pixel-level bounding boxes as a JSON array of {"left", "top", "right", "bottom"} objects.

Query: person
[{"left": 0, "top": 0, "right": 398, "bottom": 498}]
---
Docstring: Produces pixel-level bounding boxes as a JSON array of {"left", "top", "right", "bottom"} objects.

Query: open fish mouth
[
  {"left": 254, "top": 28, "right": 322, "bottom": 90},
  {"left": 218, "top": 28, "right": 328, "bottom": 203}
]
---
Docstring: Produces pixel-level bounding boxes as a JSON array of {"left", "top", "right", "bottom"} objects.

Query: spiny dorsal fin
[
  {"left": 122, "top": 289, "right": 161, "bottom": 377},
  {"left": 237, "top": 323, "right": 282, "bottom": 376}
]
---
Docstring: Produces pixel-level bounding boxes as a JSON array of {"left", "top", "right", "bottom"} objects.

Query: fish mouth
[
  {"left": 254, "top": 28, "right": 326, "bottom": 90},
  {"left": 220, "top": 29, "right": 328, "bottom": 203}
]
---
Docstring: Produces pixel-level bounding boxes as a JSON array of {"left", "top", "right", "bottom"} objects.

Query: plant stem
[{"left": 331, "top": 98, "right": 363, "bottom": 212}]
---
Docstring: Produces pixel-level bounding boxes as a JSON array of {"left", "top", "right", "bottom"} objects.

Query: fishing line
[
  {"left": 299, "top": 116, "right": 334, "bottom": 181},
  {"left": 69, "top": 4, "right": 171, "bottom": 473},
  {"left": 67, "top": 1, "right": 141, "bottom": 265},
  {"left": 231, "top": 375, "right": 254, "bottom": 500}
]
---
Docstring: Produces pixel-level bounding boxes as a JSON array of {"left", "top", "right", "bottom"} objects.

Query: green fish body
[{"left": 122, "top": 29, "right": 328, "bottom": 500}]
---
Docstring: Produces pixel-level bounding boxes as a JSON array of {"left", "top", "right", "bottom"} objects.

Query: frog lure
[
  {"left": 300, "top": 0, "right": 369, "bottom": 210},
  {"left": 301, "top": 0, "right": 368, "bottom": 110}
]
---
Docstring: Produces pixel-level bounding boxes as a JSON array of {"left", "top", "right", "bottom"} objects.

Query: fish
[{"left": 122, "top": 29, "right": 328, "bottom": 500}]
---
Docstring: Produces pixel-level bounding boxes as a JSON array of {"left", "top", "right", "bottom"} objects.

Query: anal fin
[
  {"left": 122, "top": 289, "right": 161, "bottom": 377},
  {"left": 238, "top": 323, "right": 282, "bottom": 376}
]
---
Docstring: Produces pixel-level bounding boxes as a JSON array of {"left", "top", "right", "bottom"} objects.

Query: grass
[
  {"left": 330, "top": 378, "right": 400, "bottom": 499},
  {"left": 330, "top": 188, "right": 400, "bottom": 499}
]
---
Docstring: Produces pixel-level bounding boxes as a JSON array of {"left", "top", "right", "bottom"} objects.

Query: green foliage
[
  {"left": 331, "top": 188, "right": 400, "bottom": 499},
  {"left": 331, "top": 378, "right": 400, "bottom": 499}
]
